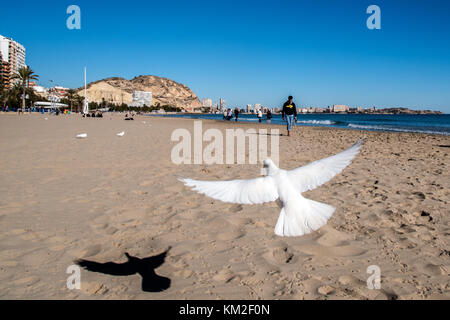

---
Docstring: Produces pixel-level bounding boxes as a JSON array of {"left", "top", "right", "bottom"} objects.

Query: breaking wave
[
  {"left": 296, "top": 120, "right": 336, "bottom": 125},
  {"left": 347, "top": 123, "right": 450, "bottom": 135}
]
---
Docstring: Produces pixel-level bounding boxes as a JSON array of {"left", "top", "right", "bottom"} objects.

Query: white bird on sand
[
  {"left": 76, "top": 133, "right": 88, "bottom": 139},
  {"left": 180, "top": 140, "right": 363, "bottom": 237},
  {"left": 117, "top": 131, "right": 125, "bottom": 137}
]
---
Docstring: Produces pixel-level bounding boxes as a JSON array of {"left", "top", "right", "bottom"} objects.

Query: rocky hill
[{"left": 77, "top": 75, "right": 202, "bottom": 111}]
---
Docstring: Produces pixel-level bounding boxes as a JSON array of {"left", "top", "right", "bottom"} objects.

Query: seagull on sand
[
  {"left": 117, "top": 131, "right": 125, "bottom": 137},
  {"left": 76, "top": 133, "right": 88, "bottom": 139},
  {"left": 180, "top": 140, "right": 363, "bottom": 237}
]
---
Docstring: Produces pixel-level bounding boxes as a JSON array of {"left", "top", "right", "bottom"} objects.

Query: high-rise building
[
  {"left": 219, "top": 98, "right": 226, "bottom": 111},
  {"left": 254, "top": 104, "right": 262, "bottom": 112},
  {"left": 0, "top": 51, "right": 10, "bottom": 88},
  {"left": 202, "top": 98, "right": 212, "bottom": 109},
  {"left": 0, "top": 35, "right": 26, "bottom": 87},
  {"left": 0, "top": 35, "right": 26, "bottom": 73},
  {"left": 246, "top": 104, "right": 253, "bottom": 113}
]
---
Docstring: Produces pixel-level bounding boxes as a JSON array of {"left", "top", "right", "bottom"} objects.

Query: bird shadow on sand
[{"left": 75, "top": 247, "right": 171, "bottom": 293}]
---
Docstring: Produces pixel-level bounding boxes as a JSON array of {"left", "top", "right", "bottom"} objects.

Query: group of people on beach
[
  {"left": 83, "top": 111, "right": 103, "bottom": 118},
  {"left": 223, "top": 107, "right": 273, "bottom": 123},
  {"left": 223, "top": 96, "right": 297, "bottom": 136}
]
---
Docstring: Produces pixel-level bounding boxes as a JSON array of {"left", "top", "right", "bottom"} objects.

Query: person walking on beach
[
  {"left": 257, "top": 109, "right": 263, "bottom": 123},
  {"left": 226, "top": 108, "right": 233, "bottom": 121},
  {"left": 234, "top": 107, "right": 240, "bottom": 122},
  {"left": 267, "top": 109, "right": 272, "bottom": 124},
  {"left": 282, "top": 96, "right": 297, "bottom": 137}
]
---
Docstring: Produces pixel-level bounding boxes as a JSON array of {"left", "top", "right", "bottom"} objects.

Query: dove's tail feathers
[{"left": 274, "top": 198, "right": 335, "bottom": 237}]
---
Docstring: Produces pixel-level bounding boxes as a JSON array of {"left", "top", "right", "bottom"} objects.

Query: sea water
[{"left": 149, "top": 113, "right": 450, "bottom": 136}]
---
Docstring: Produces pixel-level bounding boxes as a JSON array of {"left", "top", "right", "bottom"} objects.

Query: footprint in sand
[
  {"left": 212, "top": 269, "right": 237, "bottom": 283},
  {"left": 298, "top": 244, "right": 367, "bottom": 257},
  {"left": 229, "top": 205, "right": 243, "bottom": 213},
  {"left": 338, "top": 275, "right": 366, "bottom": 286},
  {"left": 271, "top": 247, "right": 294, "bottom": 264},
  {"left": 412, "top": 192, "right": 426, "bottom": 201},
  {"left": 14, "top": 276, "right": 40, "bottom": 286},
  {"left": 317, "top": 285, "right": 335, "bottom": 296},
  {"left": 81, "top": 282, "right": 109, "bottom": 295},
  {"left": 91, "top": 222, "right": 109, "bottom": 231},
  {"left": 420, "top": 263, "right": 449, "bottom": 276},
  {"left": 316, "top": 227, "right": 353, "bottom": 247},
  {"left": 226, "top": 216, "right": 253, "bottom": 227},
  {"left": 181, "top": 209, "right": 206, "bottom": 220},
  {"left": 104, "top": 226, "right": 118, "bottom": 235},
  {"left": 297, "top": 227, "right": 367, "bottom": 257},
  {"left": 203, "top": 218, "right": 246, "bottom": 240},
  {"left": 174, "top": 269, "right": 194, "bottom": 279},
  {"left": 262, "top": 242, "right": 295, "bottom": 265},
  {"left": 215, "top": 230, "right": 245, "bottom": 241}
]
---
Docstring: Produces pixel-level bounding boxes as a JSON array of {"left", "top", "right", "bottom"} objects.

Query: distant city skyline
[{"left": 1, "top": 0, "right": 449, "bottom": 112}]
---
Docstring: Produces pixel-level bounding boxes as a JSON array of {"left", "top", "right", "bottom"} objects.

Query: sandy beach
[{"left": 0, "top": 113, "right": 448, "bottom": 300}]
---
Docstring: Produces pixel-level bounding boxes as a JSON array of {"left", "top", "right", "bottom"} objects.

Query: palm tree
[
  {"left": 65, "top": 89, "right": 78, "bottom": 113},
  {"left": 10, "top": 66, "right": 39, "bottom": 112},
  {"left": 0, "top": 77, "right": 6, "bottom": 109},
  {"left": 3, "top": 83, "right": 22, "bottom": 110}
]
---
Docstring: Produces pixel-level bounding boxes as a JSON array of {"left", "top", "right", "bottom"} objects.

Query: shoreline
[{"left": 145, "top": 113, "right": 450, "bottom": 137}]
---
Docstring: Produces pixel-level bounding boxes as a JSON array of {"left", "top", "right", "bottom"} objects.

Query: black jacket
[{"left": 282, "top": 101, "right": 297, "bottom": 117}]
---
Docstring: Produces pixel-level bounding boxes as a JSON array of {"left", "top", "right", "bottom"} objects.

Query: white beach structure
[
  {"left": 82, "top": 67, "right": 89, "bottom": 115},
  {"left": 34, "top": 102, "right": 68, "bottom": 109}
]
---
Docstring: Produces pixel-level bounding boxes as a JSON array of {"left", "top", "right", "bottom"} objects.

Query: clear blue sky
[{"left": 1, "top": 0, "right": 449, "bottom": 112}]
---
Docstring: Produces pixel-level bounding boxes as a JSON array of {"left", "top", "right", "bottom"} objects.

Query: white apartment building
[
  {"left": 202, "top": 98, "right": 212, "bottom": 109},
  {"left": 0, "top": 35, "right": 26, "bottom": 75},
  {"left": 332, "top": 104, "right": 350, "bottom": 112},
  {"left": 131, "top": 91, "right": 152, "bottom": 107}
]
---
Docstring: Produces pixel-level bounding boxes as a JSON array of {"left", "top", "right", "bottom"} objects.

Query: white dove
[
  {"left": 180, "top": 140, "right": 363, "bottom": 237},
  {"left": 76, "top": 133, "right": 88, "bottom": 139},
  {"left": 117, "top": 131, "right": 125, "bottom": 137}
]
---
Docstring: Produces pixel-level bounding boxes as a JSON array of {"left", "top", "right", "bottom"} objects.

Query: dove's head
[{"left": 263, "top": 159, "right": 278, "bottom": 175}]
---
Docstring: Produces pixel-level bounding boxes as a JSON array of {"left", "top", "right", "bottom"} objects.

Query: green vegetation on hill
[{"left": 108, "top": 104, "right": 181, "bottom": 113}]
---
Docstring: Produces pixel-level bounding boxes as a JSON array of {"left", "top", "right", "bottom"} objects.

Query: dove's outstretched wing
[
  {"left": 287, "top": 140, "right": 363, "bottom": 193},
  {"left": 179, "top": 176, "right": 278, "bottom": 205}
]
